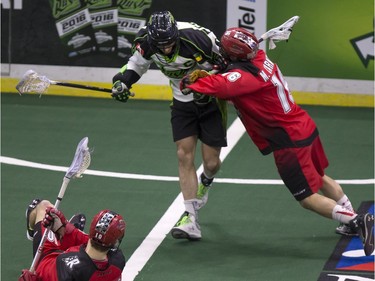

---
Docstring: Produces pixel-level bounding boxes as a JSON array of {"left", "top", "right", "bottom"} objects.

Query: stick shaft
[
  {"left": 53, "top": 81, "right": 112, "bottom": 93},
  {"left": 30, "top": 177, "right": 70, "bottom": 272}
]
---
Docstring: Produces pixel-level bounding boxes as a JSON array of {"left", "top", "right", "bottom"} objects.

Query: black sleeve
[
  {"left": 108, "top": 248, "right": 126, "bottom": 270},
  {"left": 179, "top": 24, "right": 221, "bottom": 63},
  {"left": 112, "top": 27, "right": 151, "bottom": 88},
  {"left": 112, "top": 71, "right": 141, "bottom": 89}
]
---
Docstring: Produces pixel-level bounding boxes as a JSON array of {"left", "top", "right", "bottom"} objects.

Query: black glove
[
  {"left": 111, "top": 80, "right": 132, "bottom": 103},
  {"left": 212, "top": 53, "right": 228, "bottom": 73},
  {"left": 180, "top": 75, "right": 193, "bottom": 95}
]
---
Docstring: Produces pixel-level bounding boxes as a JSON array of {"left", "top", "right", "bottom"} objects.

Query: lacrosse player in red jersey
[
  {"left": 181, "top": 27, "right": 374, "bottom": 256},
  {"left": 18, "top": 199, "right": 126, "bottom": 281}
]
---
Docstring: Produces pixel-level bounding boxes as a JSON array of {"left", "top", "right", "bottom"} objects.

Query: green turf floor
[{"left": 1, "top": 93, "right": 374, "bottom": 280}]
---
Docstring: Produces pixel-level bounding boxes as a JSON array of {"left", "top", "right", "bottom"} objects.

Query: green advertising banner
[
  {"left": 1, "top": 0, "right": 373, "bottom": 106},
  {"left": 267, "top": 0, "right": 374, "bottom": 80}
]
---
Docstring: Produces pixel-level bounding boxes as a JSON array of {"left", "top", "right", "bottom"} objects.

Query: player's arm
[
  {"left": 18, "top": 269, "right": 41, "bottom": 281},
  {"left": 112, "top": 29, "right": 153, "bottom": 102},
  {"left": 43, "top": 208, "right": 89, "bottom": 252},
  {"left": 184, "top": 70, "right": 254, "bottom": 99}
]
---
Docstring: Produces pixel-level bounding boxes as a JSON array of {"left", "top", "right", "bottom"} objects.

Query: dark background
[{"left": 1, "top": 0, "right": 226, "bottom": 68}]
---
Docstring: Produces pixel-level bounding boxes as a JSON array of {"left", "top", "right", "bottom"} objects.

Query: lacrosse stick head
[
  {"left": 16, "top": 70, "right": 51, "bottom": 96},
  {"left": 260, "top": 16, "right": 300, "bottom": 49},
  {"left": 65, "top": 137, "right": 91, "bottom": 179}
]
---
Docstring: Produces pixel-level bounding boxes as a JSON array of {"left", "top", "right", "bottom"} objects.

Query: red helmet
[
  {"left": 89, "top": 210, "right": 126, "bottom": 249},
  {"left": 220, "top": 27, "right": 259, "bottom": 61}
]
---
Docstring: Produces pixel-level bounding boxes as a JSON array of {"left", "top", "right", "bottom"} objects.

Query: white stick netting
[
  {"left": 65, "top": 137, "right": 92, "bottom": 179},
  {"left": 16, "top": 70, "right": 51, "bottom": 95},
  {"left": 261, "top": 16, "right": 300, "bottom": 49}
]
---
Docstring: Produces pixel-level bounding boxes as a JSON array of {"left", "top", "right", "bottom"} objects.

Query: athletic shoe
[
  {"left": 69, "top": 213, "right": 86, "bottom": 231},
  {"left": 171, "top": 212, "right": 201, "bottom": 241},
  {"left": 25, "top": 198, "right": 42, "bottom": 241},
  {"left": 335, "top": 223, "right": 359, "bottom": 237},
  {"left": 196, "top": 173, "right": 213, "bottom": 210},
  {"left": 349, "top": 213, "right": 374, "bottom": 256}
]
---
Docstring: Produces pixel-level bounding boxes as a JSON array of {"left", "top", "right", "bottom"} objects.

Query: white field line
[{"left": 1, "top": 155, "right": 374, "bottom": 186}]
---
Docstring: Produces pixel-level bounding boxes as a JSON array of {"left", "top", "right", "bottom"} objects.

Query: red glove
[
  {"left": 42, "top": 207, "right": 68, "bottom": 233},
  {"left": 18, "top": 269, "right": 41, "bottom": 281}
]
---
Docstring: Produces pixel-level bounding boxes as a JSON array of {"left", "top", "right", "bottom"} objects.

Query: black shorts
[{"left": 170, "top": 98, "right": 227, "bottom": 147}]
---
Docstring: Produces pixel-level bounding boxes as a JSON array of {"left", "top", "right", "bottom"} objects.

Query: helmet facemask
[{"left": 147, "top": 11, "right": 179, "bottom": 55}]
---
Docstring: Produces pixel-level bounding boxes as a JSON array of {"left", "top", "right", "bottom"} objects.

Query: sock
[
  {"left": 332, "top": 204, "right": 357, "bottom": 224},
  {"left": 184, "top": 199, "right": 199, "bottom": 216},
  {"left": 200, "top": 172, "right": 214, "bottom": 187},
  {"left": 337, "top": 195, "right": 355, "bottom": 213}
]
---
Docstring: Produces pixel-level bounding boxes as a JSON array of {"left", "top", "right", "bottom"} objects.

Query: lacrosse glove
[
  {"left": 43, "top": 207, "right": 68, "bottom": 238},
  {"left": 18, "top": 269, "right": 41, "bottom": 281},
  {"left": 112, "top": 80, "right": 132, "bottom": 103},
  {"left": 180, "top": 69, "right": 210, "bottom": 95},
  {"left": 212, "top": 56, "right": 228, "bottom": 73},
  {"left": 180, "top": 69, "right": 212, "bottom": 105}
]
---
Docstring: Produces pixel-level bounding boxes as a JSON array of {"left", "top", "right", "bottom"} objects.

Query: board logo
[{"left": 318, "top": 201, "right": 374, "bottom": 281}]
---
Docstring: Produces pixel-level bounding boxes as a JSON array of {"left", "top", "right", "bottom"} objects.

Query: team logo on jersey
[
  {"left": 193, "top": 53, "right": 203, "bottom": 62},
  {"left": 317, "top": 201, "right": 374, "bottom": 281},
  {"left": 225, "top": 72, "right": 241, "bottom": 82},
  {"left": 63, "top": 255, "right": 80, "bottom": 269}
]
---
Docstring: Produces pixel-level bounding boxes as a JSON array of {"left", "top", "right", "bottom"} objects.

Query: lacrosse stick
[
  {"left": 29, "top": 137, "right": 91, "bottom": 273},
  {"left": 258, "top": 16, "right": 300, "bottom": 49},
  {"left": 16, "top": 69, "right": 121, "bottom": 96}
]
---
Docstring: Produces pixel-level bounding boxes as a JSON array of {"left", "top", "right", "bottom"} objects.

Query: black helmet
[{"left": 147, "top": 11, "right": 179, "bottom": 48}]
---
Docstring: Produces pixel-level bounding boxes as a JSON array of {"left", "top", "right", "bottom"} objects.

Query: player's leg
[
  {"left": 196, "top": 99, "right": 227, "bottom": 209},
  {"left": 26, "top": 199, "right": 54, "bottom": 257},
  {"left": 274, "top": 142, "right": 373, "bottom": 255},
  {"left": 171, "top": 136, "right": 201, "bottom": 240},
  {"left": 311, "top": 137, "right": 358, "bottom": 236},
  {"left": 320, "top": 175, "right": 358, "bottom": 236},
  {"left": 26, "top": 199, "right": 53, "bottom": 241},
  {"left": 176, "top": 135, "right": 199, "bottom": 200},
  {"left": 320, "top": 175, "right": 345, "bottom": 201},
  {"left": 299, "top": 193, "right": 352, "bottom": 219},
  {"left": 197, "top": 144, "right": 221, "bottom": 209},
  {"left": 171, "top": 136, "right": 202, "bottom": 240},
  {"left": 26, "top": 198, "right": 86, "bottom": 254},
  {"left": 27, "top": 199, "right": 86, "bottom": 239},
  {"left": 169, "top": 99, "right": 202, "bottom": 240},
  {"left": 301, "top": 194, "right": 375, "bottom": 256},
  {"left": 273, "top": 142, "right": 355, "bottom": 221}
]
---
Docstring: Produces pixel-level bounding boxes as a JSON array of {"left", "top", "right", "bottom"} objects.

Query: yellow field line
[{"left": 1, "top": 77, "right": 374, "bottom": 107}]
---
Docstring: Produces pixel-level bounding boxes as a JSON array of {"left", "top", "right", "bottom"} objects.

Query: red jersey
[
  {"left": 188, "top": 50, "right": 318, "bottom": 155},
  {"left": 36, "top": 227, "right": 125, "bottom": 281}
]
